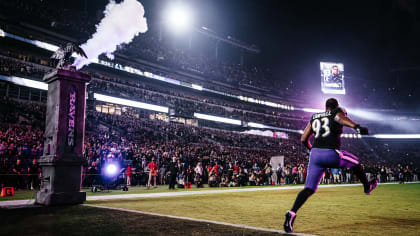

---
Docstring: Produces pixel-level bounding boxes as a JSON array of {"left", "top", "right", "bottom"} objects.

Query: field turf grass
[
  {"left": 0, "top": 183, "right": 419, "bottom": 235},
  {"left": 0, "top": 205, "right": 280, "bottom": 236},
  {"left": 0, "top": 184, "right": 297, "bottom": 201},
  {"left": 89, "top": 183, "right": 420, "bottom": 235}
]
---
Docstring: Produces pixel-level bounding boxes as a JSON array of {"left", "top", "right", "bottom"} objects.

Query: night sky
[{"left": 148, "top": 1, "right": 418, "bottom": 73}]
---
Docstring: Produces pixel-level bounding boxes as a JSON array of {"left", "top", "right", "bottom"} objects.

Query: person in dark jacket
[{"left": 168, "top": 157, "right": 178, "bottom": 190}]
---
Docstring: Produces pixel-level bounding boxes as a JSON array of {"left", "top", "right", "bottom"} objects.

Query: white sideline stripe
[
  {"left": 86, "top": 181, "right": 420, "bottom": 201},
  {"left": 0, "top": 199, "right": 35, "bottom": 207},
  {"left": 0, "top": 182, "right": 419, "bottom": 207},
  {"left": 84, "top": 204, "right": 316, "bottom": 236}
]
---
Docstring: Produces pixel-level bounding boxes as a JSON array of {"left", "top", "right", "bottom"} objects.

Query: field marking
[
  {"left": 0, "top": 182, "right": 418, "bottom": 207},
  {"left": 0, "top": 199, "right": 35, "bottom": 208},
  {"left": 84, "top": 204, "right": 316, "bottom": 236},
  {"left": 86, "top": 181, "right": 420, "bottom": 201}
]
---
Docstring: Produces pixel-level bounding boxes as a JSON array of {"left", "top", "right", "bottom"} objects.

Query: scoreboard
[{"left": 320, "top": 62, "right": 345, "bottom": 94}]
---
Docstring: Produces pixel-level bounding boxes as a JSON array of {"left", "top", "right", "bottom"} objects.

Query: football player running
[{"left": 284, "top": 98, "right": 378, "bottom": 233}]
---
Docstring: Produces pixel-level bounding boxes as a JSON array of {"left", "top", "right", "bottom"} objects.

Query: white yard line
[
  {"left": 0, "top": 199, "right": 35, "bottom": 208},
  {"left": 86, "top": 181, "right": 420, "bottom": 201},
  {"left": 84, "top": 204, "right": 316, "bottom": 236},
  {"left": 1, "top": 182, "right": 418, "bottom": 207}
]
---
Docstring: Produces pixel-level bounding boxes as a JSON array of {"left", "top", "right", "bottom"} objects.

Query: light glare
[
  {"left": 0, "top": 75, "right": 48, "bottom": 90},
  {"left": 94, "top": 93, "right": 168, "bottom": 113},
  {"left": 105, "top": 163, "right": 119, "bottom": 177},
  {"left": 248, "top": 122, "right": 265, "bottom": 128},
  {"left": 194, "top": 113, "right": 241, "bottom": 125},
  {"left": 166, "top": 3, "right": 192, "bottom": 32},
  {"left": 373, "top": 134, "right": 420, "bottom": 139},
  {"left": 191, "top": 84, "right": 203, "bottom": 91},
  {"left": 302, "top": 108, "right": 324, "bottom": 113}
]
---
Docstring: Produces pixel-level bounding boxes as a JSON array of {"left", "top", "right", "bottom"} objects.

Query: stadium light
[
  {"left": 194, "top": 113, "right": 241, "bottom": 125},
  {"left": 248, "top": 122, "right": 265, "bottom": 128},
  {"left": 0, "top": 75, "right": 48, "bottom": 90},
  {"left": 373, "top": 134, "right": 420, "bottom": 139},
  {"left": 94, "top": 93, "right": 168, "bottom": 113},
  {"left": 0, "top": 28, "right": 4, "bottom": 37},
  {"left": 191, "top": 84, "right": 203, "bottom": 91},
  {"left": 104, "top": 163, "right": 120, "bottom": 178},
  {"left": 164, "top": 2, "right": 193, "bottom": 33},
  {"left": 106, "top": 164, "right": 117, "bottom": 176},
  {"left": 302, "top": 108, "right": 324, "bottom": 113}
]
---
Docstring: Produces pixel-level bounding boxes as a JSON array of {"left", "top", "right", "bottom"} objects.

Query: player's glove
[{"left": 354, "top": 124, "right": 369, "bottom": 135}]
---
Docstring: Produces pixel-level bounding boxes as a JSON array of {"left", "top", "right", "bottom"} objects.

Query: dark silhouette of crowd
[{"left": 0, "top": 97, "right": 418, "bottom": 191}]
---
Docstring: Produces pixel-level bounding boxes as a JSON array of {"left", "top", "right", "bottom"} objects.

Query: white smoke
[{"left": 73, "top": 0, "right": 148, "bottom": 69}]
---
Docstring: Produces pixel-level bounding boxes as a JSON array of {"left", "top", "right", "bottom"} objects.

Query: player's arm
[
  {"left": 334, "top": 112, "right": 369, "bottom": 134},
  {"left": 300, "top": 122, "right": 313, "bottom": 150},
  {"left": 334, "top": 112, "right": 357, "bottom": 128}
]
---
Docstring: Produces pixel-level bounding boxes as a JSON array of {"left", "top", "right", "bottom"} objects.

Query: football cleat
[
  {"left": 365, "top": 179, "right": 378, "bottom": 195},
  {"left": 283, "top": 210, "right": 296, "bottom": 233}
]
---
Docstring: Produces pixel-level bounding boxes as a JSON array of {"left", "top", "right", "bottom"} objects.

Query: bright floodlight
[
  {"left": 165, "top": 3, "right": 192, "bottom": 32},
  {"left": 105, "top": 164, "right": 118, "bottom": 177}
]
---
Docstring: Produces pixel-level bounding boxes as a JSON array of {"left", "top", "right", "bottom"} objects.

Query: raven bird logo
[{"left": 51, "top": 43, "right": 88, "bottom": 69}]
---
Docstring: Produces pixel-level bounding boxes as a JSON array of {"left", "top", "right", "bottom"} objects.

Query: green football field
[
  {"left": 0, "top": 184, "right": 286, "bottom": 201},
  {"left": 1, "top": 183, "right": 420, "bottom": 235},
  {"left": 88, "top": 183, "right": 420, "bottom": 235}
]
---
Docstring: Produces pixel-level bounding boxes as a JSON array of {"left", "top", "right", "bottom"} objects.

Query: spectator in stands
[
  {"left": 194, "top": 162, "right": 203, "bottom": 188},
  {"left": 12, "top": 159, "right": 25, "bottom": 190},
  {"left": 147, "top": 157, "right": 158, "bottom": 189},
  {"left": 249, "top": 172, "right": 256, "bottom": 186},
  {"left": 159, "top": 164, "right": 166, "bottom": 185},
  {"left": 168, "top": 157, "right": 178, "bottom": 190},
  {"left": 126, "top": 165, "right": 132, "bottom": 186},
  {"left": 264, "top": 163, "right": 272, "bottom": 185},
  {"left": 27, "top": 159, "right": 40, "bottom": 190},
  {"left": 208, "top": 172, "right": 218, "bottom": 187}
]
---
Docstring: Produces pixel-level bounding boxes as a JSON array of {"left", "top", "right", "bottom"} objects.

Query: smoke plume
[{"left": 73, "top": 0, "right": 148, "bottom": 69}]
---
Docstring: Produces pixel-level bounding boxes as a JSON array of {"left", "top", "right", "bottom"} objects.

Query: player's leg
[
  {"left": 290, "top": 161, "right": 323, "bottom": 214},
  {"left": 338, "top": 150, "right": 377, "bottom": 194},
  {"left": 284, "top": 150, "right": 324, "bottom": 233}
]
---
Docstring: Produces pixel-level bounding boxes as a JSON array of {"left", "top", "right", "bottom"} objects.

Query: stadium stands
[{"left": 0, "top": 0, "right": 418, "bottom": 191}]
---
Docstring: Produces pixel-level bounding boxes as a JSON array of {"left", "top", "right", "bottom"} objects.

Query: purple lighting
[{"left": 104, "top": 163, "right": 119, "bottom": 177}]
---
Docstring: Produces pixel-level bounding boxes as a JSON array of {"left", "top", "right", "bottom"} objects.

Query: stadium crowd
[
  {"left": 0, "top": 98, "right": 418, "bottom": 191},
  {"left": 1, "top": 0, "right": 416, "bottom": 111},
  {"left": 0, "top": 53, "right": 308, "bottom": 130},
  {"left": 0, "top": 1, "right": 418, "bottom": 192},
  {"left": 0, "top": 56, "right": 46, "bottom": 79},
  {"left": 0, "top": 0, "right": 274, "bottom": 89}
]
